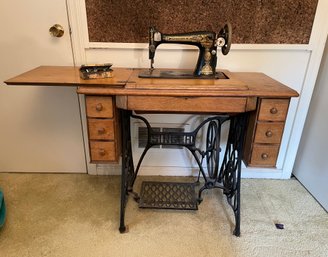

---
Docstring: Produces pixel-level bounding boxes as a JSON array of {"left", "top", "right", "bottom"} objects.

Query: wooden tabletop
[
  {"left": 5, "top": 66, "right": 132, "bottom": 87},
  {"left": 5, "top": 66, "right": 299, "bottom": 98}
]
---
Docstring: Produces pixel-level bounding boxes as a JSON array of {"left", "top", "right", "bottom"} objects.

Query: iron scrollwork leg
[
  {"left": 218, "top": 113, "right": 247, "bottom": 236},
  {"left": 118, "top": 111, "right": 247, "bottom": 236},
  {"left": 119, "top": 110, "right": 135, "bottom": 233}
]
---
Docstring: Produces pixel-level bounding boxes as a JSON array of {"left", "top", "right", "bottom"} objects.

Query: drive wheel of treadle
[{"left": 206, "top": 121, "right": 220, "bottom": 179}]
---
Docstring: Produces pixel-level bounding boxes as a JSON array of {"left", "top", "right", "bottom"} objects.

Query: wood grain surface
[{"left": 5, "top": 67, "right": 299, "bottom": 98}]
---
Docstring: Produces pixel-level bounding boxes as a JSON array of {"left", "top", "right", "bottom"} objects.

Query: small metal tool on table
[{"left": 79, "top": 63, "right": 113, "bottom": 80}]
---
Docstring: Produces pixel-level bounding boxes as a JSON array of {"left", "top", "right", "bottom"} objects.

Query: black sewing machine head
[{"left": 139, "top": 23, "right": 232, "bottom": 79}]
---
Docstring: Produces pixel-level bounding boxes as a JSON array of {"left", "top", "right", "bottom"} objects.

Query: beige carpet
[{"left": 0, "top": 173, "right": 327, "bottom": 257}]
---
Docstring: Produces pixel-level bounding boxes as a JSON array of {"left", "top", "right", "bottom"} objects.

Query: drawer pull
[
  {"left": 99, "top": 149, "right": 106, "bottom": 156},
  {"left": 261, "top": 153, "right": 269, "bottom": 159},
  {"left": 97, "top": 127, "right": 106, "bottom": 134},
  {"left": 96, "top": 103, "right": 103, "bottom": 111},
  {"left": 265, "top": 130, "right": 273, "bottom": 137},
  {"left": 270, "top": 107, "right": 278, "bottom": 114}
]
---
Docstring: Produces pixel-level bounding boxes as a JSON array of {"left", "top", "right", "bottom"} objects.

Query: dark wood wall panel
[{"left": 85, "top": 0, "right": 318, "bottom": 44}]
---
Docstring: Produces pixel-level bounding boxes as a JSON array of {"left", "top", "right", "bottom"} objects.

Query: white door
[{"left": 0, "top": 1, "right": 86, "bottom": 173}]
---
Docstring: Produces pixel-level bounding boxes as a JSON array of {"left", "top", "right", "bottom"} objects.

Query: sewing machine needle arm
[{"left": 150, "top": 59, "right": 154, "bottom": 70}]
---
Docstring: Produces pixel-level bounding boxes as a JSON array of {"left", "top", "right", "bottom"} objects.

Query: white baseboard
[
  {"left": 91, "top": 162, "right": 286, "bottom": 179},
  {"left": 91, "top": 163, "right": 199, "bottom": 177}
]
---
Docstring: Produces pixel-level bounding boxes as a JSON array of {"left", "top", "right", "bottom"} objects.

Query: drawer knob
[
  {"left": 99, "top": 149, "right": 106, "bottom": 156},
  {"left": 97, "top": 127, "right": 106, "bottom": 134},
  {"left": 270, "top": 107, "right": 278, "bottom": 114},
  {"left": 265, "top": 130, "right": 273, "bottom": 137},
  {"left": 96, "top": 103, "right": 103, "bottom": 111},
  {"left": 261, "top": 153, "right": 269, "bottom": 159}
]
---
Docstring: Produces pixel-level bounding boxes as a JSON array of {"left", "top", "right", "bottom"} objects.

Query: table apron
[{"left": 116, "top": 96, "right": 257, "bottom": 113}]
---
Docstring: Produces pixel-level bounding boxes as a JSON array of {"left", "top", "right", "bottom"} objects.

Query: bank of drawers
[
  {"left": 245, "top": 98, "right": 289, "bottom": 167},
  {"left": 85, "top": 95, "right": 289, "bottom": 167},
  {"left": 85, "top": 96, "right": 119, "bottom": 163}
]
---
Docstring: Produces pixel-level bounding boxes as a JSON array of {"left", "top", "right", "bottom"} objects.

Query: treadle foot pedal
[{"left": 138, "top": 181, "right": 198, "bottom": 210}]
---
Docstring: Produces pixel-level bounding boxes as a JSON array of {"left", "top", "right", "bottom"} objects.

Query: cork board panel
[{"left": 85, "top": 0, "right": 318, "bottom": 44}]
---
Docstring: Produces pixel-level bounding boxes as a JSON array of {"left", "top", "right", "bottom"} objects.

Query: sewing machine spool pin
[{"left": 140, "top": 23, "right": 232, "bottom": 79}]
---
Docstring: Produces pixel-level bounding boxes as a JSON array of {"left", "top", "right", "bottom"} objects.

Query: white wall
[
  {"left": 71, "top": 0, "right": 328, "bottom": 178},
  {"left": 83, "top": 47, "right": 307, "bottom": 171},
  {"left": 1, "top": 1, "right": 326, "bottom": 176}
]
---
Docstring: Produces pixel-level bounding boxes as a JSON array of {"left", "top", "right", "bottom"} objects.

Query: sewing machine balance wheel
[{"left": 218, "top": 22, "right": 232, "bottom": 55}]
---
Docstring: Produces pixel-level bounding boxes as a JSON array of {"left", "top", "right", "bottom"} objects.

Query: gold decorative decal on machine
[{"left": 201, "top": 49, "right": 213, "bottom": 75}]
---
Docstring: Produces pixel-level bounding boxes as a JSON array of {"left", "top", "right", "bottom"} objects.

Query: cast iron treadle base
[{"left": 139, "top": 181, "right": 198, "bottom": 210}]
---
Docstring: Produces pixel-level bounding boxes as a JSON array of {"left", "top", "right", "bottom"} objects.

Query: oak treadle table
[{"left": 5, "top": 66, "right": 298, "bottom": 235}]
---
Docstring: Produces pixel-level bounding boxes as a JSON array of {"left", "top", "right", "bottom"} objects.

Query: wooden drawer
[
  {"left": 90, "top": 141, "right": 117, "bottom": 162},
  {"left": 258, "top": 99, "right": 289, "bottom": 121},
  {"left": 250, "top": 145, "right": 279, "bottom": 167},
  {"left": 88, "top": 119, "right": 114, "bottom": 140},
  {"left": 254, "top": 122, "right": 284, "bottom": 144},
  {"left": 86, "top": 96, "right": 113, "bottom": 118}
]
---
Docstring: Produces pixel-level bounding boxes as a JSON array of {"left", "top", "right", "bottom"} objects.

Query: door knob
[{"left": 49, "top": 24, "right": 64, "bottom": 38}]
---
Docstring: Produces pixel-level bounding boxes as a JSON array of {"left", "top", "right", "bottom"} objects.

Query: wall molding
[{"left": 86, "top": 42, "right": 311, "bottom": 51}]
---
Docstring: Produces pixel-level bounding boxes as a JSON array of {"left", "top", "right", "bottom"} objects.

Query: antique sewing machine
[{"left": 139, "top": 23, "right": 232, "bottom": 79}]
